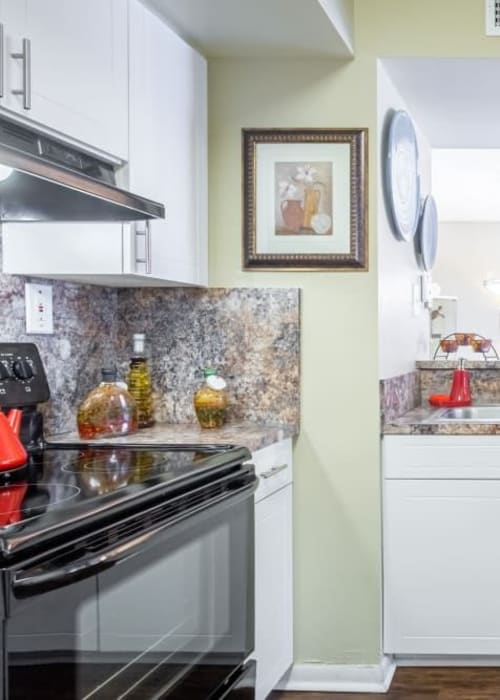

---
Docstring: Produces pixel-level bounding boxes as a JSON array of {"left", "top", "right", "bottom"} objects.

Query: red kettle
[{"left": 0, "top": 409, "right": 27, "bottom": 470}]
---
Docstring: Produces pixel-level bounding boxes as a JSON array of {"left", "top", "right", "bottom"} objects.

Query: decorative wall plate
[
  {"left": 385, "top": 110, "right": 420, "bottom": 241},
  {"left": 416, "top": 194, "right": 438, "bottom": 271}
]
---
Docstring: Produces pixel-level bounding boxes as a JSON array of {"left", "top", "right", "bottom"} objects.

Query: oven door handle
[{"left": 12, "top": 480, "right": 256, "bottom": 598}]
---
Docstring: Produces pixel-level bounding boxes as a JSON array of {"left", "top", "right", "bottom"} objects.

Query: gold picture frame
[{"left": 242, "top": 128, "right": 368, "bottom": 271}]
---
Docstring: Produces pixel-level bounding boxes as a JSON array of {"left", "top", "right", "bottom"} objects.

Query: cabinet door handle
[
  {"left": 134, "top": 221, "right": 152, "bottom": 274},
  {"left": 11, "top": 37, "right": 31, "bottom": 110},
  {"left": 0, "top": 24, "right": 4, "bottom": 98},
  {"left": 260, "top": 463, "right": 288, "bottom": 479}
]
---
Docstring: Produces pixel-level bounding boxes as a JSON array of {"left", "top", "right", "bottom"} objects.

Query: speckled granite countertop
[
  {"left": 46, "top": 422, "right": 296, "bottom": 454},
  {"left": 383, "top": 406, "right": 500, "bottom": 436}
]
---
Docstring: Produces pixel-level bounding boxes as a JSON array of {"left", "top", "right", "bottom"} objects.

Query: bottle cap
[
  {"left": 132, "top": 333, "right": 146, "bottom": 355},
  {"left": 207, "top": 375, "right": 226, "bottom": 391},
  {"left": 101, "top": 367, "right": 117, "bottom": 382}
]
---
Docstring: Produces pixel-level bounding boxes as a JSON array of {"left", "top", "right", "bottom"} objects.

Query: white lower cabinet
[
  {"left": 251, "top": 438, "right": 293, "bottom": 700},
  {"left": 383, "top": 435, "right": 500, "bottom": 655}
]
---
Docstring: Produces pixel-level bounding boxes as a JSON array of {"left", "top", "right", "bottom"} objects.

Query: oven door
[{"left": 4, "top": 485, "right": 255, "bottom": 700}]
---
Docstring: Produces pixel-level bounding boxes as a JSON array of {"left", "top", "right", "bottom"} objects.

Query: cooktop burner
[
  {"left": 61, "top": 447, "right": 202, "bottom": 475},
  {"left": 0, "top": 443, "right": 250, "bottom": 558},
  {"left": 60, "top": 448, "right": 212, "bottom": 497},
  {"left": 0, "top": 483, "right": 80, "bottom": 527}
]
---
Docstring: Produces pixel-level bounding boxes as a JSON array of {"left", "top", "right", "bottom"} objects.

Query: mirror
[{"left": 431, "top": 149, "right": 500, "bottom": 360}]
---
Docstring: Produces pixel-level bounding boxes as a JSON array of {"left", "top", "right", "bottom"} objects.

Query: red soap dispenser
[{"left": 449, "top": 359, "right": 472, "bottom": 405}]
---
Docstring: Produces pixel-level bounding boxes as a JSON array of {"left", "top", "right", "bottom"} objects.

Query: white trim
[
  {"left": 396, "top": 655, "right": 500, "bottom": 666},
  {"left": 276, "top": 655, "right": 396, "bottom": 693}
]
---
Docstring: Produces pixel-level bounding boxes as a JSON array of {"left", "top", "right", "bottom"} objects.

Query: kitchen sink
[{"left": 426, "top": 405, "right": 500, "bottom": 423}]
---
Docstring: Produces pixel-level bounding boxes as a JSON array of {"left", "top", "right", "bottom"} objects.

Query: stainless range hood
[{"left": 0, "top": 118, "right": 165, "bottom": 222}]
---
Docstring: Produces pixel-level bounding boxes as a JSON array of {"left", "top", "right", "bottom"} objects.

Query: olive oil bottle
[{"left": 126, "top": 333, "right": 155, "bottom": 429}]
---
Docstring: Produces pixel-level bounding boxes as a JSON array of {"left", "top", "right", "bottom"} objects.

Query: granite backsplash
[
  {"left": 116, "top": 288, "right": 300, "bottom": 429},
  {"left": 0, "top": 261, "right": 300, "bottom": 434},
  {"left": 380, "top": 371, "right": 420, "bottom": 424},
  {"left": 0, "top": 269, "right": 118, "bottom": 435},
  {"left": 417, "top": 360, "right": 500, "bottom": 405}
]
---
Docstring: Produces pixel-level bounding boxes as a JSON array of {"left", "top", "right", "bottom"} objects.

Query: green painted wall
[{"left": 207, "top": 0, "right": 488, "bottom": 665}]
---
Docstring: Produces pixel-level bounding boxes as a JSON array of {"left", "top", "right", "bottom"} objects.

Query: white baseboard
[{"left": 276, "top": 655, "right": 396, "bottom": 693}]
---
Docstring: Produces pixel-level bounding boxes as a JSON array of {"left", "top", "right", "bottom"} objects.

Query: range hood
[{"left": 0, "top": 118, "right": 164, "bottom": 222}]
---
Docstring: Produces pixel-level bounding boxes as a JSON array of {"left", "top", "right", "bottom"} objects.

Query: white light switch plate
[{"left": 25, "top": 282, "right": 53, "bottom": 334}]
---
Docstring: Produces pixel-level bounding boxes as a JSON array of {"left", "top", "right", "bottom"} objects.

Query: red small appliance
[
  {"left": 448, "top": 359, "right": 472, "bottom": 405},
  {"left": 0, "top": 409, "right": 28, "bottom": 470}
]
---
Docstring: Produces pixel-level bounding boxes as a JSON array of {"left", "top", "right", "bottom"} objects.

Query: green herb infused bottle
[
  {"left": 193, "top": 368, "right": 228, "bottom": 429},
  {"left": 126, "top": 333, "right": 155, "bottom": 429}
]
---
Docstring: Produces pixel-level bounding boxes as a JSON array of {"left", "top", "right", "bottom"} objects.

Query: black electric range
[
  {"left": 0, "top": 442, "right": 253, "bottom": 559},
  {"left": 0, "top": 343, "right": 257, "bottom": 700}
]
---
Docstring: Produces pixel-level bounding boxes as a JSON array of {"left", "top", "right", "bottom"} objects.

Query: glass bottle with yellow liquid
[
  {"left": 126, "top": 333, "right": 155, "bottom": 429},
  {"left": 193, "top": 368, "right": 228, "bottom": 429}
]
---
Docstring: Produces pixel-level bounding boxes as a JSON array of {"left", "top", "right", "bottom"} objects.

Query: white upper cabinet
[
  {"left": 127, "top": 0, "right": 207, "bottom": 285},
  {"left": 2, "top": 1, "right": 208, "bottom": 287},
  {"left": 0, "top": 0, "right": 128, "bottom": 160},
  {"left": 0, "top": 0, "right": 25, "bottom": 35}
]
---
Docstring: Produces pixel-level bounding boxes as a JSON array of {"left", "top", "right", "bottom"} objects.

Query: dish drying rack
[{"left": 433, "top": 333, "right": 499, "bottom": 360}]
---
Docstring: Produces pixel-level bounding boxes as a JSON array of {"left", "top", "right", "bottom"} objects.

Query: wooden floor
[{"left": 270, "top": 667, "right": 500, "bottom": 699}]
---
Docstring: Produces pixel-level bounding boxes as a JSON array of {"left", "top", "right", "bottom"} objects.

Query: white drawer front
[
  {"left": 384, "top": 435, "right": 500, "bottom": 479},
  {"left": 251, "top": 438, "right": 293, "bottom": 502}
]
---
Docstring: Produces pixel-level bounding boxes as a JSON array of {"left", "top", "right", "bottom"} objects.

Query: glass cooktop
[{"left": 0, "top": 443, "right": 251, "bottom": 558}]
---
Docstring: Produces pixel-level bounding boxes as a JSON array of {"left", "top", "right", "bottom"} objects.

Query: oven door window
[{"left": 6, "top": 494, "right": 253, "bottom": 700}]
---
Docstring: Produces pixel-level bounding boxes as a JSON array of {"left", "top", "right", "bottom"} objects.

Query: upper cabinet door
[
  {"left": 0, "top": 0, "right": 26, "bottom": 35},
  {"left": 128, "top": 0, "right": 208, "bottom": 285},
  {"left": 0, "top": 0, "right": 128, "bottom": 160}
]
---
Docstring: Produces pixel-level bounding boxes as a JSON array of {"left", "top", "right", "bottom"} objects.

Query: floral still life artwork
[
  {"left": 276, "top": 162, "right": 333, "bottom": 236},
  {"left": 242, "top": 128, "right": 368, "bottom": 271}
]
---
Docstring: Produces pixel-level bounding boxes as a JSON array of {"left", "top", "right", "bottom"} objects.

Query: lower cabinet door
[
  {"left": 384, "top": 479, "right": 500, "bottom": 654},
  {"left": 253, "top": 485, "right": 293, "bottom": 699}
]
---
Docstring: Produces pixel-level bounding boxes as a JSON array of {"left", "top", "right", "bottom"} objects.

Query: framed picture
[{"left": 242, "top": 128, "right": 368, "bottom": 271}]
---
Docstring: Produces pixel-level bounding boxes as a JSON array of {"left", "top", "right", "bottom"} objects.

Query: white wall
[
  {"left": 433, "top": 222, "right": 500, "bottom": 349},
  {"left": 377, "top": 60, "right": 432, "bottom": 379}
]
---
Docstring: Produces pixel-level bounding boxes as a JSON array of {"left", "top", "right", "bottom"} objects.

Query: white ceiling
[
  {"left": 382, "top": 58, "right": 500, "bottom": 149},
  {"left": 142, "top": 0, "right": 354, "bottom": 58},
  {"left": 383, "top": 58, "right": 500, "bottom": 221}
]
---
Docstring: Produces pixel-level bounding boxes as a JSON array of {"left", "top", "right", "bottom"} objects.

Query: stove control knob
[
  {"left": 12, "top": 359, "right": 33, "bottom": 380},
  {"left": 0, "top": 363, "right": 10, "bottom": 380}
]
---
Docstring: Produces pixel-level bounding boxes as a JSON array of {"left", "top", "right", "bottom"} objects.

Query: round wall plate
[
  {"left": 416, "top": 194, "right": 438, "bottom": 272},
  {"left": 385, "top": 110, "right": 420, "bottom": 241}
]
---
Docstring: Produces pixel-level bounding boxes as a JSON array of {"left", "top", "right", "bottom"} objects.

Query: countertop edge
[
  {"left": 383, "top": 406, "right": 500, "bottom": 436},
  {"left": 45, "top": 422, "right": 298, "bottom": 454}
]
